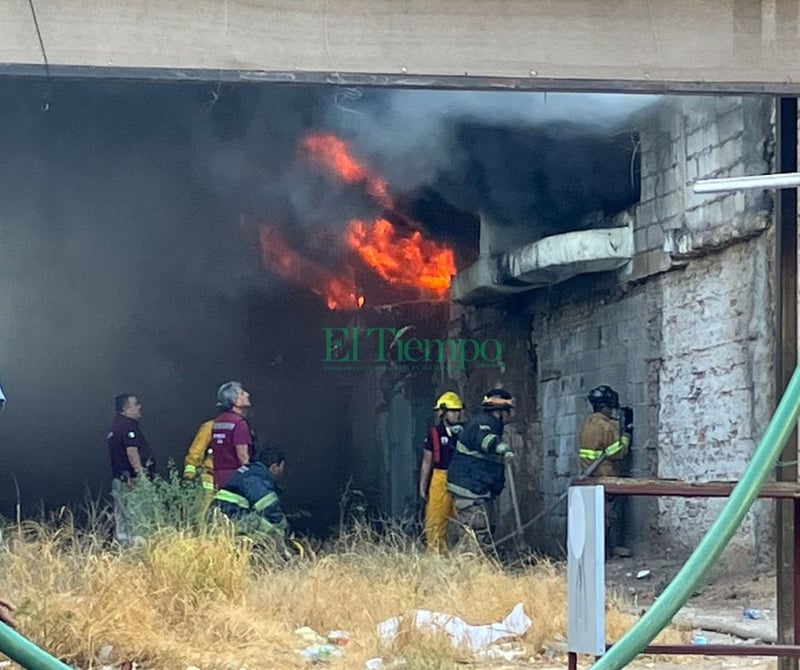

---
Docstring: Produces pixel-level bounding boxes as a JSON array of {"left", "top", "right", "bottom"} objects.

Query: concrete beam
[
  {"left": 4, "top": 1, "right": 800, "bottom": 92},
  {"left": 451, "top": 226, "right": 634, "bottom": 304}
]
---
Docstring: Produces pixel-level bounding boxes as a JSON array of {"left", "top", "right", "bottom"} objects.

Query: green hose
[
  {"left": 0, "top": 622, "right": 72, "bottom": 669},
  {"left": 593, "top": 364, "right": 800, "bottom": 670}
]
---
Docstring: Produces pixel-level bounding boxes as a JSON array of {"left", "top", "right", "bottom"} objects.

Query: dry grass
[{"left": 0, "top": 514, "right": 688, "bottom": 669}]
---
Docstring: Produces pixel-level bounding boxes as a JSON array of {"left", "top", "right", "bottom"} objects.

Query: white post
[
  {"left": 693, "top": 172, "right": 800, "bottom": 194},
  {"left": 567, "top": 484, "right": 606, "bottom": 657}
]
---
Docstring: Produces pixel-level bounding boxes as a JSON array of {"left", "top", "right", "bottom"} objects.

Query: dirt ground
[
  {"left": 605, "top": 552, "right": 776, "bottom": 640},
  {"left": 446, "top": 551, "right": 781, "bottom": 670},
  {"left": 590, "top": 551, "right": 780, "bottom": 670}
]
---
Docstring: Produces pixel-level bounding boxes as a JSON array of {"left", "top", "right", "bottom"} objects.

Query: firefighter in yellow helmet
[{"left": 418, "top": 391, "right": 464, "bottom": 553}]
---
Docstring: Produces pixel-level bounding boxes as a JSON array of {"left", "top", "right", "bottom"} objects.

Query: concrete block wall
[
  {"left": 628, "top": 97, "right": 772, "bottom": 281},
  {"left": 529, "top": 283, "right": 662, "bottom": 554}
]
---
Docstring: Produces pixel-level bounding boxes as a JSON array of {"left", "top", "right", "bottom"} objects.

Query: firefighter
[
  {"left": 446, "top": 388, "right": 515, "bottom": 552},
  {"left": 209, "top": 446, "right": 289, "bottom": 550},
  {"left": 210, "top": 381, "right": 255, "bottom": 490},
  {"left": 419, "top": 391, "right": 463, "bottom": 554},
  {"left": 577, "top": 384, "right": 633, "bottom": 557},
  {"left": 182, "top": 417, "right": 216, "bottom": 501}
]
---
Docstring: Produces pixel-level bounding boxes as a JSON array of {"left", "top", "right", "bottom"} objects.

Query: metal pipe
[
  {"left": 591, "top": 364, "right": 800, "bottom": 670},
  {"left": 693, "top": 172, "right": 800, "bottom": 193}
]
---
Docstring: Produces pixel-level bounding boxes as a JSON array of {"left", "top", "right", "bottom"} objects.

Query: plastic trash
[
  {"left": 636, "top": 569, "right": 651, "bottom": 580},
  {"left": 692, "top": 633, "right": 707, "bottom": 645},
  {"left": 326, "top": 629, "right": 351, "bottom": 646},
  {"left": 743, "top": 608, "right": 764, "bottom": 620},
  {"left": 364, "top": 659, "right": 384, "bottom": 670},
  {"left": 295, "top": 626, "right": 327, "bottom": 644},
  {"left": 377, "top": 602, "right": 532, "bottom": 653},
  {"left": 299, "top": 643, "right": 342, "bottom": 661}
]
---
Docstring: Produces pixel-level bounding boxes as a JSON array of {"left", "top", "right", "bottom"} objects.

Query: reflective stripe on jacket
[
  {"left": 446, "top": 410, "right": 508, "bottom": 500},
  {"left": 183, "top": 419, "right": 215, "bottom": 490},
  {"left": 577, "top": 412, "right": 629, "bottom": 477},
  {"left": 210, "top": 462, "right": 287, "bottom": 539}
]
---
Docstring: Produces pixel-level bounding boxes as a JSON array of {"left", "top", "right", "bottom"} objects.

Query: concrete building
[{"left": 449, "top": 95, "right": 777, "bottom": 562}]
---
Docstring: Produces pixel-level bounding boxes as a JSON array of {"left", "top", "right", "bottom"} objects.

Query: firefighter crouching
[
  {"left": 419, "top": 391, "right": 463, "bottom": 554},
  {"left": 577, "top": 384, "right": 633, "bottom": 557},
  {"left": 446, "top": 389, "right": 515, "bottom": 552},
  {"left": 209, "top": 447, "right": 290, "bottom": 553}
]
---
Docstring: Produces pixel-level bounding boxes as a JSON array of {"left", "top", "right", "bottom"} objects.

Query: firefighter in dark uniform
[
  {"left": 418, "top": 391, "right": 463, "bottom": 554},
  {"left": 446, "top": 388, "right": 515, "bottom": 552},
  {"left": 577, "top": 384, "right": 633, "bottom": 557},
  {"left": 210, "top": 447, "right": 289, "bottom": 550}
]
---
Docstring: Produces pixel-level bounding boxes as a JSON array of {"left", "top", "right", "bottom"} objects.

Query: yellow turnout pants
[{"left": 425, "top": 468, "right": 455, "bottom": 553}]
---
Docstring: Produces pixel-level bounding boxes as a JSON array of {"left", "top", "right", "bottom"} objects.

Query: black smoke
[{"left": 0, "top": 77, "right": 654, "bottom": 529}]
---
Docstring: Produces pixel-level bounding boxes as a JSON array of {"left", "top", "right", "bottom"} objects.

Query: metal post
[
  {"left": 568, "top": 651, "right": 578, "bottom": 670},
  {"left": 776, "top": 95, "right": 799, "bottom": 670}
]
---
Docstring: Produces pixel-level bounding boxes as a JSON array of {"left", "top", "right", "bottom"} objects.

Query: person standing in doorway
[
  {"left": 419, "top": 391, "right": 463, "bottom": 553},
  {"left": 211, "top": 381, "right": 255, "bottom": 490},
  {"left": 106, "top": 393, "right": 155, "bottom": 546},
  {"left": 577, "top": 384, "right": 633, "bottom": 557}
]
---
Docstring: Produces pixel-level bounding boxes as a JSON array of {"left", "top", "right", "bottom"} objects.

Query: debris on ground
[
  {"left": 294, "top": 626, "right": 351, "bottom": 662},
  {"left": 299, "top": 643, "right": 343, "bottom": 662},
  {"left": 377, "top": 602, "right": 532, "bottom": 654},
  {"left": 743, "top": 607, "right": 767, "bottom": 620}
]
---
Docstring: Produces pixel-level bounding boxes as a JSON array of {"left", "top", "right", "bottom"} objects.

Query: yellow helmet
[{"left": 434, "top": 391, "right": 464, "bottom": 411}]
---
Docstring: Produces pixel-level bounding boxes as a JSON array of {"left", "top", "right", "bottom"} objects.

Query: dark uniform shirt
[
  {"left": 423, "top": 421, "right": 458, "bottom": 470},
  {"left": 107, "top": 415, "right": 154, "bottom": 479}
]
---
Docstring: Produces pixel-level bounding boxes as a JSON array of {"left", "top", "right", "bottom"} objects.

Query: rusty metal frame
[
  {"left": 775, "top": 95, "right": 799, "bottom": 670},
  {"left": 567, "top": 479, "right": 800, "bottom": 667}
]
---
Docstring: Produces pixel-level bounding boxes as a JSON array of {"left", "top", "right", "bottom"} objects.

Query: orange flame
[
  {"left": 259, "top": 227, "right": 363, "bottom": 310},
  {"left": 303, "top": 133, "right": 456, "bottom": 300},
  {"left": 303, "top": 132, "right": 392, "bottom": 208},
  {"left": 347, "top": 219, "right": 455, "bottom": 298}
]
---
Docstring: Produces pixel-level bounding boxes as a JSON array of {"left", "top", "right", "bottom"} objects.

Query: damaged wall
[{"left": 453, "top": 94, "right": 776, "bottom": 563}]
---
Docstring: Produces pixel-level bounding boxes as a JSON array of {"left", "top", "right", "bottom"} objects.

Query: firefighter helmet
[
  {"left": 481, "top": 388, "right": 515, "bottom": 411},
  {"left": 587, "top": 385, "right": 620, "bottom": 409},
  {"left": 434, "top": 391, "right": 464, "bottom": 411}
]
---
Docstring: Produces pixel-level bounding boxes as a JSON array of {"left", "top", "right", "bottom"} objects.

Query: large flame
[
  {"left": 259, "top": 132, "right": 456, "bottom": 309},
  {"left": 347, "top": 219, "right": 455, "bottom": 297},
  {"left": 259, "top": 227, "right": 362, "bottom": 310}
]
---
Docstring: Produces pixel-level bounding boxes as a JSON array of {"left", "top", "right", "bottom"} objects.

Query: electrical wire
[
  {"left": 26, "top": 0, "right": 51, "bottom": 110},
  {"left": 334, "top": 87, "right": 364, "bottom": 115}
]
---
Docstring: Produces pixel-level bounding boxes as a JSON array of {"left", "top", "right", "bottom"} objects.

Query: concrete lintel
[{"left": 451, "top": 226, "right": 633, "bottom": 304}]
